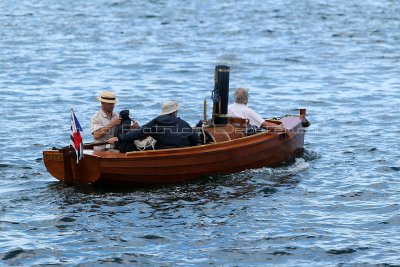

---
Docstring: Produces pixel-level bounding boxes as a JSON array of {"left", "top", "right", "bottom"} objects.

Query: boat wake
[{"left": 250, "top": 157, "right": 310, "bottom": 176}]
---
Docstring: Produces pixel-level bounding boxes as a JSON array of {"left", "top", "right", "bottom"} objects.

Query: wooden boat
[
  {"left": 43, "top": 66, "right": 310, "bottom": 186},
  {"left": 43, "top": 112, "right": 308, "bottom": 186}
]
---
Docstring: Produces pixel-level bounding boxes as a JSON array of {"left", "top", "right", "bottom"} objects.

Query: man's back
[
  {"left": 149, "top": 115, "right": 198, "bottom": 149},
  {"left": 118, "top": 114, "right": 198, "bottom": 150},
  {"left": 228, "top": 102, "right": 265, "bottom": 128}
]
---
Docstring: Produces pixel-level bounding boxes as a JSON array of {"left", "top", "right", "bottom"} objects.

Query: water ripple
[{"left": 1, "top": 0, "right": 400, "bottom": 265}]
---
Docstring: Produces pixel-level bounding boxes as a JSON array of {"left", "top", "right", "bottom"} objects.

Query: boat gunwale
[{"left": 87, "top": 132, "right": 288, "bottom": 160}]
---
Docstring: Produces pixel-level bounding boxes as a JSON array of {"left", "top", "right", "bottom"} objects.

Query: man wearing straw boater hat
[
  {"left": 107, "top": 100, "right": 198, "bottom": 150},
  {"left": 91, "top": 91, "right": 121, "bottom": 151}
]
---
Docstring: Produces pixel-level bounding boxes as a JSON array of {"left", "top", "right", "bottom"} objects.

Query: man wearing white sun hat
[
  {"left": 90, "top": 91, "right": 122, "bottom": 151},
  {"left": 108, "top": 100, "right": 198, "bottom": 150}
]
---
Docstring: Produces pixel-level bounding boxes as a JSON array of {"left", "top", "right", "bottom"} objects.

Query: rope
[{"left": 201, "top": 127, "right": 206, "bottom": 144}]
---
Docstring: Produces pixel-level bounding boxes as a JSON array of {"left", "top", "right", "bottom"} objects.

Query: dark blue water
[{"left": 1, "top": 0, "right": 400, "bottom": 265}]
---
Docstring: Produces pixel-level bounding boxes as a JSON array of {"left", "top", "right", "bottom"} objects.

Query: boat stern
[{"left": 43, "top": 148, "right": 101, "bottom": 185}]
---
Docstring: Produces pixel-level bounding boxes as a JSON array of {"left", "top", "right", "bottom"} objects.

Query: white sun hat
[{"left": 160, "top": 100, "right": 181, "bottom": 115}]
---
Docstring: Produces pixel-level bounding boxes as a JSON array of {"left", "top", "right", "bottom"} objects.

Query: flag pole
[{"left": 70, "top": 108, "right": 84, "bottom": 164}]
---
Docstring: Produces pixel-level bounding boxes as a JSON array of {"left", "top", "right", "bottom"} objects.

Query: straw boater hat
[
  {"left": 97, "top": 91, "right": 119, "bottom": 104},
  {"left": 160, "top": 100, "right": 181, "bottom": 115}
]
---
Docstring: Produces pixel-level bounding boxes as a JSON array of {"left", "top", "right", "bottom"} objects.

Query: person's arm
[
  {"left": 108, "top": 120, "right": 154, "bottom": 144},
  {"left": 92, "top": 117, "right": 121, "bottom": 140},
  {"left": 247, "top": 109, "right": 281, "bottom": 130},
  {"left": 248, "top": 109, "right": 292, "bottom": 137},
  {"left": 188, "top": 131, "right": 199, "bottom": 146},
  {"left": 247, "top": 109, "right": 265, "bottom": 128},
  {"left": 180, "top": 120, "right": 199, "bottom": 146}
]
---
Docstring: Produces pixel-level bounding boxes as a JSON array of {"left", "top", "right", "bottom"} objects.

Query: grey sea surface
[{"left": 1, "top": 0, "right": 400, "bottom": 266}]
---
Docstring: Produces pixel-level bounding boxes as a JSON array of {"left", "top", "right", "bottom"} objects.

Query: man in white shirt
[
  {"left": 228, "top": 88, "right": 285, "bottom": 132},
  {"left": 90, "top": 91, "right": 122, "bottom": 151}
]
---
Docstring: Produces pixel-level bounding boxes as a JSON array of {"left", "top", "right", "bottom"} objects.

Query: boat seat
[
  {"left": 228, "top": 117, "right": 249, "bottom": 128},
  {"left": 203, "top": 124, "right": 245, "bottom": 143}
]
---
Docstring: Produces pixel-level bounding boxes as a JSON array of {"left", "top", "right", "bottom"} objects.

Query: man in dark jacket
[{"left": 107, "top": 100, "right": 198, "bottom": 150}]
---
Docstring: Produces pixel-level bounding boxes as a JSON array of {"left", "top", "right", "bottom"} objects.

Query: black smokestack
[{"left": 212, "top": 65, "right": 230, "bottom": 124}]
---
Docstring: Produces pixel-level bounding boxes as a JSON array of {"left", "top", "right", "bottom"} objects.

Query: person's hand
[
  {"left": 107, "top": 137, "right": 119, "bottom": 144},
  {"left": 131, "top": 121, "right": 139, "bottom": 129},
  {"left": 109, "top": 117, "right": 121, "bottom": 127}
]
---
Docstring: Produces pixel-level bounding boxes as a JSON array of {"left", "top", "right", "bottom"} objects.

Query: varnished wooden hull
[{"left": 43, "top": 116, "right": 306, "bottom": 185}]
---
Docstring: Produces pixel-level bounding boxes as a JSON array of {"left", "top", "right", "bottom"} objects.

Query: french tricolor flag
[{"left": 70, "top": 109, "right": 83, "bottom": 164}]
